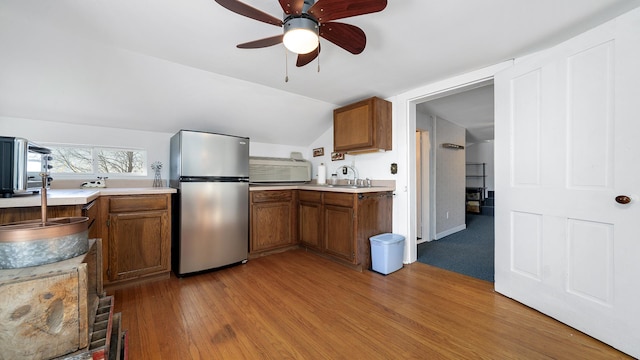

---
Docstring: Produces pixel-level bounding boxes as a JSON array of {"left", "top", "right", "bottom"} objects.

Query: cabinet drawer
[
  {"left": 323, "top": 192, "right": 355, "bottom": 207},
  {"left": 299, "top": 190, "right": 322, "bottom": 203},
  {"left": 252, "top": 190, "right": 292, "bottom": 203},
  {"left": 109, "top": 195, "right": 168, "bottom": 212}
]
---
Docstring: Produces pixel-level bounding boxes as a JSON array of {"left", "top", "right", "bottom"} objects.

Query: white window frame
[{"left": 44, "top": 143, "right": 148, "bottom": 178}]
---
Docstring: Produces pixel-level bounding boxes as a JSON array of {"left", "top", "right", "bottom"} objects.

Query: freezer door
[
  {"left": 178, "top": 181, "right": 248, "bottom": 274},
  {"left": 178, "top": 130, "right": 249, "bottom": 178}
]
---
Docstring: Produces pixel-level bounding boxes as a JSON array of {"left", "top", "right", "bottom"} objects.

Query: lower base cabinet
[
  {"left": 250, "top": 189, "right": 393, "bottom": 270},
  {"left": 299, "top": 190, "right": 393, "bottom": 270},
  {"left": 298, "top": 191, "right": 322, "bottom": 250},
  {"left": 250, "top": 190, "right": 297, "bottom": 255},
  {"left": 97, "top": 194, "right": 171, "bottom": 288},
  {"left": 323, "top": 193, "right": 356, "bottom": 262}
]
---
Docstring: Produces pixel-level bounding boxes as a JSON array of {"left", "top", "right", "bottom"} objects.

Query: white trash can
[{"left": 369, "top": 233, "right": 405, "bottom": 274}]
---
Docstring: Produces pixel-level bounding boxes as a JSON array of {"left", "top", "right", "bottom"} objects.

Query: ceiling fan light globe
[
  {"left": 284, "top": 29, "right": 319, "bottom": 54},
  {"left": 283, "top": 16, "right": 319, "bottom": 54}
]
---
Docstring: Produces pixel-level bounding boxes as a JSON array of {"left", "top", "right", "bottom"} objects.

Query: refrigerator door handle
[{"left": 180, "top": 176, "right": 249, "bottom": 182}]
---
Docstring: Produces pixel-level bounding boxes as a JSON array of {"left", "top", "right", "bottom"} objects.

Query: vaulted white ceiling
[{"left": 1, "top": 0, "right": 637, "bottom": 146}]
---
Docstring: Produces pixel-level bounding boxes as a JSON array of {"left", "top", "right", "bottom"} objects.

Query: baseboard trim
[{"left": 435, "top": 224, "right": 467, "bottom": 240}]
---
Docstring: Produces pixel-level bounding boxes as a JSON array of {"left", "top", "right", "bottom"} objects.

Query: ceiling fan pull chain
[{"left": 284, "top": 46, "right": 289, "bottom": 82}]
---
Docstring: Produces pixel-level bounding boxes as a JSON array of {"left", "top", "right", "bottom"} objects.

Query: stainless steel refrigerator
[{"left": 170, "top": 130, "right": 249, "bottom": 276}]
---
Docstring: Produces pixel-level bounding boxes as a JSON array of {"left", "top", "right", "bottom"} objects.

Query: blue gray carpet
[{"left": 417, "top": 214, "right": 494, "bottom": 282}]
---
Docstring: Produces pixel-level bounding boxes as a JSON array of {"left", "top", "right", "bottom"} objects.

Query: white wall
[
  {"left": 1, "top": 64, "right": 508, "bottom": 266},
  {"left": 1, "top": 116, "right": 173, "bottom": 181},
  {"left": 1, "top": 114, "right": 392, "bottom": 185},
  {"left": 305, "top": 101, "right": 403, "bottom": 245},
  {"left": 306, "top": 107, "right": 400, "bottom": 185},
  {"left": 250, "top": 142, "right": 307, "bottom": 159},
  {"left": 434, "top": 117, "right": 466, "bottom": 238},
  {"left": 0, "top": 116, "right": 308, "bottom": 182},
  {"left": 415, "top": 112, "right": 468, "bottom": 239}
]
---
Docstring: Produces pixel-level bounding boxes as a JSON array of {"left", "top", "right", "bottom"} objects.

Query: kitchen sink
[{"left": 317, "top": 184, "right": 373, "bottom": 189}]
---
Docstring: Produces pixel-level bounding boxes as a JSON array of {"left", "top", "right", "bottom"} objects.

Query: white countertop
[
  {"left": 250, "top": 182, "right": 395, "bottom": 194},
  {"left": 0, "top": 187, "right": 177, "bottom": 208},
  {"left": 0, "top": 182, "right": 393, "bottom": 208}
]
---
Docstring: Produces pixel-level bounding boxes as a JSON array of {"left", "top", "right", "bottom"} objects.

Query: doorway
[
  {"left": 413, "top": 83, "right": 496, "bottom": 282},
  {"left": 415, "top": 130, "right": 430, "bottom": 243}
]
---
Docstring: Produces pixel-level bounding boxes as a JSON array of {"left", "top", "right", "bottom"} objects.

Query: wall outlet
[{"left": 446, "top": 211, "right": 449, "bottom": 219}]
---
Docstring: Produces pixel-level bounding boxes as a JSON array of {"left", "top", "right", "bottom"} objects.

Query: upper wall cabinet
[{"left": 333, "top": 97, "right": 392, "bottom": 154}]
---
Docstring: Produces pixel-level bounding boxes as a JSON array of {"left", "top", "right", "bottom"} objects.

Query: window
[{"left": 47, "top": 144, "right": 147, "bottom": 176}]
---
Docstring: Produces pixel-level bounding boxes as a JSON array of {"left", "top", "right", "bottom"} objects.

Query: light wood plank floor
[{"left": 110, "top": 249, "right": 631, "bottom": 359}]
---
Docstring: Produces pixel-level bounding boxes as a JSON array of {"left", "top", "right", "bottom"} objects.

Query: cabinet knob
[{"left": 615, "top": 195, "right": 631, "bottom": 204}]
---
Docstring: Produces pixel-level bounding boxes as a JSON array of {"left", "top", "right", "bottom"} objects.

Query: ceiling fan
[{"left": 214, "top": 0, "right": 388, "bottom": 67}]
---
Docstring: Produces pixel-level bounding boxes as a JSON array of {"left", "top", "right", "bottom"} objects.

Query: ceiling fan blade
[
  {"left": 319, "top": 22, "right": 366, "bottom": 54},
  {"left": 279, "top": 0, "right": 305, "bottom": 15},
  {"left": 237, "top": 35, "right": 284, "bottom": 49},
  {"left": 214, "top": 0, "right": 282, "bottom": 27},
  {"left": 308, "top": 0, "right": 387, "bottom": 22},
  {"left": 296, "top": 45, "right": 320, "bottom": 67}
]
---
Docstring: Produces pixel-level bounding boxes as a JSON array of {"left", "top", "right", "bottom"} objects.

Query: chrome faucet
[{"left": 337, "top": 165, "right": 359, "bottom": 185}]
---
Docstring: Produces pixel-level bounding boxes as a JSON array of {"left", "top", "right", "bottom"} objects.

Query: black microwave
[{"left": 0, "top": 136, "right": 52, "bottom": 198}]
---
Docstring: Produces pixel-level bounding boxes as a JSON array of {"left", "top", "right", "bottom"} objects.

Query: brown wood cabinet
[
  {"left": 250, "top": 190, "right": 297, "bottom": 255},
  {"left": 298, "top": 190, "right": 322, "bottom": 250},
  {"left": 353, "top": 192, "right": 394, "bottom": 270},
  {"left": 299, "top": 190, "right": 393, "bottom": 270},
  {"left": 333, "top": 96, "right": 392, "bottom": 153},
  {"left": 323, "top": 192, "right": 356, "bottom": 262},
  {"left": 96, "top": 194, "right": 171, "bottom": 288}
]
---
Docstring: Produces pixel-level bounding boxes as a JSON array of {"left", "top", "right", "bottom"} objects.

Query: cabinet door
[
  {"left": 334, "top": 101, "right": 373, "bottom": 151},
  {"left": 324, "top": 204, "right": 355, "bottom": 263},
  {"left": 299, "top": 200, "right": 322, "bottom": 250},
  {"left": 251, "top": 201, "right": 294, "bottom": 252},
  {"left": 108, "top": 210, "right": 169, "bottom": 281},
  {"left": 333, "top": 97, "right": 391, "bottom": 153}
]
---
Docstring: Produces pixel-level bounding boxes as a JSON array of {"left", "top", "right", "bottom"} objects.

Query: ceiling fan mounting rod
[{"left": 301, "top": 0, "right": 316, "bottom": 14}]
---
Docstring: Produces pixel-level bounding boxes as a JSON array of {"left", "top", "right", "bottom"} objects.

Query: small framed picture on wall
[
  {"left": 331, "top": 152, "right": 345, "bottom": 161},
  {"left": 313, "top": 147, "right": 324, "bottom": 157}
]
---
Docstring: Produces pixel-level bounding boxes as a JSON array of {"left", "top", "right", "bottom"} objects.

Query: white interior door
[{"left": 494, "top": 8, "right": 640, "bottom": 358}]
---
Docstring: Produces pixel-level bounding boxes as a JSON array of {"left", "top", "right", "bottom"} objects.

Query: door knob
[{"left": 615, "top": 195, "right": 631, "bottom": 204}]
